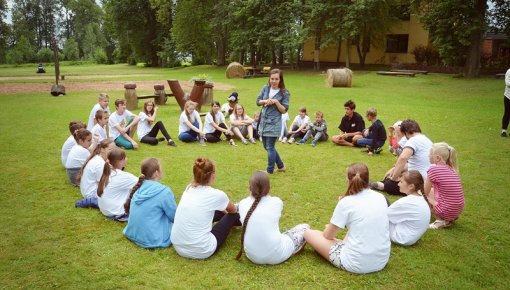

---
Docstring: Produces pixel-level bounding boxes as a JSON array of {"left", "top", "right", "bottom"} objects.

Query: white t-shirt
[
  {"left": 65, "top": 145, "right": 90, "bottom": 169},
  {"left": 98, "top": 169, "right": 138, "bottom": 217},
  {"left": 137, "top": 111, "right": 152, "bottom": 140},
  {"left": 87, "top": 103, "right": 110, "bottom": 130},
  {"left": 171, "top": 185, "right": 229, "bottom": 259},
  {"left": 281, "top": 112, "right": 290, "bottom": 136},
  {"left": 291, "top": 115, "right": 310, "bottom": 128},
  {"left": 79, "top": 155, "right": 105, "bottom": 198},
  {"left": 204, "top": 111, "right": 226, "bottom": 134},
  {"left": 178, "top": 110, "right": 201, "bottom": 134},
  {"left": 108, "top": 109, "right": 135, "bottom": 140},
  {"left": 404, "top": 134, "right": 432, "bottom": 179},
  {"left": 388, "top": 194, "right": 431, "bottom": 246},
  {"left": 238, "top": 195, "right": 295, "bottom": 265},
  {"left": 330, "top": 189, "right": 390, "bottom": 274},
  {"left": 91, "top": 123, "right": 107, "bottom": 143},
  {"left": 229, "top": 114, "right": 250, "bottom": 129},
  {"left": 61, "top": 135, "right": 76, "bottom": 167},
  {"left": 221, "top": 103, "right": 234, "bottom": 118}
]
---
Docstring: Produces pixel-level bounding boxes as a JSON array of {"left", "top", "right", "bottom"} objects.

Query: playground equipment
[
  {"left": 167, "top": 79, "right": 213, "bottom": 112},
  {"left": 124, "top": 83, "right": 172, "bottom": 111}
]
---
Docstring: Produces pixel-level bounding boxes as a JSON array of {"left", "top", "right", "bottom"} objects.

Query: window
[{"left": 386, "top": 34, "right": 409, "bottom": 53}]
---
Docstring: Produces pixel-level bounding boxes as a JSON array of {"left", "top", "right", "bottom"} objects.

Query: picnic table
[
  {"left": 377, "top": 71, "right": 416, "bottom": 77},
  {"left": 244, "top": 66, "right": 270, "bottom": 78},
  {"left": 390, "top": 69, "right": 428, "bottom": 75}
]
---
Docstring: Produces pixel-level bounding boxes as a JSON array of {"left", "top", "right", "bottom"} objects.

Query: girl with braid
[
  {"left": 123, "top": 158, "right": 177, "bottom": 248},
  {"left": 171, "top": 157, "right": 240, "bottom": 259},
  {"left": 97, "top": 148, "right": 138, "bottom": 222},
  {"left": 304, "top": 163, "right": 390, "bottom": 274},
  {"left": 236, "top": 171, "right": 309, "bottom": 264},
  {"left": 74, "top": 139, "right": 116, "bottom": 208}
]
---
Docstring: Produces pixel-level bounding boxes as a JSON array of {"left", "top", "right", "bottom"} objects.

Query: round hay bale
[
  {"left": 326, "top": 68, "right": 353, "bottom": 87},
  {"left": 226, "top": 62, "right": 245, "bottom": 79}
]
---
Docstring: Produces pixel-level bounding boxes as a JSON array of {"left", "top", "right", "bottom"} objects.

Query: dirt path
[{"left": 0, "top": 78, "right": 234, "bottom": 95}]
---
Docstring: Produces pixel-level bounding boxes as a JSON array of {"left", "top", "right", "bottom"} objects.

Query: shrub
[
  {"left": 94, "top": 48, "right": 108, "bottom": 64},
  {"left": 412, "top": 45, "right": 440, "bottom": 65},
  {"left": 63, "top": 38, "right": 79, "bottom": 61},
  {"left": 37, "top": 48, "right": 53, "bottom": 62}
]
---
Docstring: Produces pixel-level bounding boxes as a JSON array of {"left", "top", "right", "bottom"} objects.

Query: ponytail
[
  {"left": 97, "top": 147, "right": 126, "bottom": 197},
  {"left": 345, "top": 163, "right": 369, "bottom": 196},
  {"left": 124, "top": 175, "right": 145, "bottom": 214},
  {"left": 77, "top": 139, "right": 114, "bottom": 184}
]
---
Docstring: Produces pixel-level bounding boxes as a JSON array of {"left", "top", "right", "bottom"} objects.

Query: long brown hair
[
  {"left": 124, "top": 158, "right": 161, "bottom": 214},
  {"left": 97, "top": 148, "right": 126, "bottom": 197},
  {"left": 76, "top": 139, "right": 114, "bottom": 184},
  {"left": 209, "top": 101, "right": 221, "bottom": 124},
  {"left": 344, "top": 163, "right": 369, "bottom": 197},
  {"left": 268, "top": 68, "right": 286, "bottom": 93},
  {"left": 236, "top": 171, "right": 270, "bottom": 260},
  {"left": 192, "top": 157, "right": 215, "bottom": 186},
  {"left": 73, "top": 128, "right": 91, "bottom": 144},
  {"left": 402, "top": 170, "right": 425, "bottom": 194}
]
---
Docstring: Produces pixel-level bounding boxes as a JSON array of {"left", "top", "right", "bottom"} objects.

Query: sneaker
[
  {"left": 167, "top": 140, "right": 177, "bottom": 147},
  {"left": 288, "top": 138, "right": 295, "bottom": 144},
  {"left": 296, "top": 139, "right": 306, "bottom": 145},
  {"left": 75, "top": 197, "right": 99, "bottom": 209},
  {"left": 311, "top": 140, "right": 317, "bottom": 147},
  {"left": 374, "top": 147, "right": 383, "bottom": 154},
  {"left": 199, "top": 138, "right": 207, "bottom": 146},
  {"left": 276, "top": 166, "right": 286, "bottom": 173},
  {"left": 241, "top": 138, "right": 248, "bottom": 145},
  {"left": 229, "top": 139, "right": 237, "bottom": 146},
  {"left": 502, "top": 131, "right": 508, "bottom": 137},
  {"left": 157, "top": 137, "right": 165, "bottom": 142},
  {"left": 429, "top": 219, "right": 451, "bottom": 229},
  {"left": 282, "top": 137, "right": 287, "bottom": 143},
  {"left": 249, "top": 137, "right": 256, "bottom": 144},
  {"left": 370, "top": 182, "right": 380, "bottom": 190}
]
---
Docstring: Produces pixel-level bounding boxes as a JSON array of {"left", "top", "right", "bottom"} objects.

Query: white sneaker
[
  {"left": 282, "top": 137, "right": 287, "bottom": 143},
  {"left": 429, "top": 219, "right": 451, "bottom": 229},
  {"left": 288, "top": 138, "right": 295, "bottom": 144}
]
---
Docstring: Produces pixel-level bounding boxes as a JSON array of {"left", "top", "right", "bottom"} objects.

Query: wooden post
[
  {"left": 167, "top": 79, "right": 186, "bottom": 111},
  {"left": 202, "top": 82, "right": 214, "bottom": 107},
  {"left": 154, "top": 84, "right": 166, "bottom": 105},
  {"left": 124, "top": 82, "right": 138, "bottom": 110},
  {"left": 189, "top": 81, "right": 206, "bottom": 111}
]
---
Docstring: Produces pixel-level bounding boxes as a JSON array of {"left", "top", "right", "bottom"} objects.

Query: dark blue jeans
[{"left": 262, "top": 136, "right": 284, "bottom": 173}]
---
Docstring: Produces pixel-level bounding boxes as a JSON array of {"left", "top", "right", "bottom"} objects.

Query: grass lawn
[{"left": 0, "top": 64, "right": 508, "bottom": 289}]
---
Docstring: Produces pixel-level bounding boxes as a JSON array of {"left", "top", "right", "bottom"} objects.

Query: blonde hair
[
  {"left": 233, "top": 104, "right": 246, "bottom": 119},
  {"left": 184, "top": 100, "right": 197, "bottom": 122},
  {"left": 431, "top": 142, "right": 458, "bottom": 172},
  {"left": 315, "top": 111, "right": 324, "bottom": 119},
  {"left": 98, "top": 93, "right": 109, "bottom": 101},
  {"left": 366, "top": 107, "right": 377, "bottom": 117}
]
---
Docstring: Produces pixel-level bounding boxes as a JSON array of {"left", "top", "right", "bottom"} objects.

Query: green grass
[{"left": 0, "top": 64, "right": 509, "bottom": 289}]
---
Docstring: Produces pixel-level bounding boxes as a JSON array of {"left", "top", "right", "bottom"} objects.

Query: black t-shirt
[{"left": 338, "top": 112, "right": 365, "bottom": 133}]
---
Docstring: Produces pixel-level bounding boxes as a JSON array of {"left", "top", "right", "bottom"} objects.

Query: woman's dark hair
[
  {"left": 269, "top": 68, "right": 287, "bottom": 96},
  {"left": 69, "top": 121, "right": 86, "bottom": 135},
  {"left": 210, "top": 101, "right": 221, "bottom": 124},
  {"left": 344, "top": 100, "right": 356, "bottom": 110},
  {"left": 97, "top": 148, "right": 126, "bottom": 197},
  {"left": 73, "top": 128, "right": 91, "bottom": 143},
  {"left": 76, "top": 139, "right": 114, "bottom": 184},
  {"left": 345, "top": 163, "right": 369, "bottom": 196},
  {"left": 124, "top": 158, "right": 161, "bottom": 214},
  {"left": 400, "top": 119, "right": 422, "bottom": 135},
  {"left": 236, "top": 171, "right": 270, "bottom": 260},
  {"left": 402, "top": 170, "right": 424, "bottom": 194},
  {"left": 192, "top": 157, "right": 215, "bottom": 186}
]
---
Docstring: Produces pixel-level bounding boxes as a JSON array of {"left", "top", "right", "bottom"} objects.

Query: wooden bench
[
  {"left": 377, "top": 71, "right": 416, "bottom": 77},
  {"left": 244, "top": 66, "right": 270, "bottom": 78},
  {"left": 496, "top": 73, "right": 505, "bottom": 79},
  {"left": 390, "top": 69, "right": 428, "bottom": 75}
]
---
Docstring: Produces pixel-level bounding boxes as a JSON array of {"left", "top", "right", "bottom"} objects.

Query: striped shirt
[{"left": 428, "top": 164, "right": 464, "bottom": 222}]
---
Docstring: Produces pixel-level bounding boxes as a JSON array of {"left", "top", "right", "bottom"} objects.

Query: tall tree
[{"left": 0, "top": 0, "right": 10, "bottom": 63}]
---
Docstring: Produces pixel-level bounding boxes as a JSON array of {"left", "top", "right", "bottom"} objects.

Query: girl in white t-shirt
[
  {"left": 97, "top": 147, "right": 138, "bottom": 222},
  {"left": 61, "top": 121, "right": 86, "bottom": 167},
  {"left": 230, "top": 104, "right": 256, "bottom": 144},
  {"left": 171, "top": 157, "right": 240, "bottom": 259},
  {"left": 178, "top": 100, "right": 206, "bottom": 145},
  {"left": 204, "top": 101, "right": 236, "bottom": 145},
  {"left": 138, "top": 100, "right": 176, "bottom": 146},
  {"left": 90, "top": 110, "right": 109, "bottom": 144},
  {"left": 65, "top": 128, "right": 98, "bottom": 186},
  {"left": 388, "top": 170, "right": 431, "bottom": 246},
  {"left": 236, "top": 171, "right": 309, "bottom": 264},
  {"left": 304, "top": 163, "right": 390, "bottom": 274},
  {"left": 283, "top": 107, "right": 310, "bottom": 144},
  {"left": 74, "top": 139, "right": 116, "bottom": 208}
]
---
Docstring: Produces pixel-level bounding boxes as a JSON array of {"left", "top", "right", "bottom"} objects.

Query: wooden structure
[
  {"left": 390, "top": 69, "right": 428, "bottom": 75},
  {"left": 166, "top": 79, "right": 213, "bottom": 112},
  {"left": 124, "top": 83, "right": 173, "bottom": 110},
  {"left": 496, "top": 73, "right": 505, "bottom": 79},
  {"left": 243, "top": 66, "right": 271, "bottom": 78},
  {"left": 377, "top": 71, "right": 416, "bottom": 77}
]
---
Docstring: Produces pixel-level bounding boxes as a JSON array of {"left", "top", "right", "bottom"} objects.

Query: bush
[
  {"left": 63, "top": 38, "right": 79, "bottom": 61},
  {"left": 412, "top": 45, "right": 440, "bottom": 65},
  {"left": 94, "top": 48, "right": 108, "bottom": 64},
  {"left": 5, "top": 49, "right": 23, "bottom": 64},
  {"left": 37, "top": 48, "right": 53, "bottom": 62}
]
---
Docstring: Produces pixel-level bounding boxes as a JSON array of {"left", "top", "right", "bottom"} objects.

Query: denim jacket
[{"left": 256, "top": 85, "right": 290, "bottom": 137}]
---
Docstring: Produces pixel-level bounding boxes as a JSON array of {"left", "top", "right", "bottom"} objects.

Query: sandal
[
  {"left": 429, "top": 219, "right": 451, "bottom": 229},
  {"left": 229, "top": 139, "right": 237, "bottom": 146}
]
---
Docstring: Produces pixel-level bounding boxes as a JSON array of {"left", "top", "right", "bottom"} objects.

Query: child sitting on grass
[
  {"left": 357, "top": 107, "right": 387, "bottom": 156},
  {"left": 425, "top": 142, "right": 465, "bottom": 229},
  {"left": 109, "top": 99, "right": 140, "bottom": 150},
  {"left": 123, "top": 158, "right": 177, "bottom": 248},
  {"left": 65, "top": 128, "right": 98, "bottom": 186},
  {"left": 388, "top": 121, "right": 407, "bottom": 156},
  {"left": 87, "top": 93, "right": 110, "bottom": 130},
  {"left": 90, "top": 110, "right": 109, "bottom": 144},
  {"left": 283, "top": 107, "right": 310, "bottom": 144},
  {"left": 61, "top": 121, "right": 86, "bottom": 167},
  {"left": 296, "top": 111, "right": 328, "bottom": 146},
  {"left": 236, "top": 171, "right": 309, "bottom": 264}
]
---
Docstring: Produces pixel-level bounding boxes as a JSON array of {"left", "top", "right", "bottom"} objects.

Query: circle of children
[{"left": 61, "top": 87, "right": 464, "bottom": 275}]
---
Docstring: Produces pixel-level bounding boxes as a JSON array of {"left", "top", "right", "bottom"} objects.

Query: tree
[
  {"left": 0, "top": 0, "right": 10, "bottom": 63},
  {"left": 63, "top": 38, "right": 79, "bottom": 60}
]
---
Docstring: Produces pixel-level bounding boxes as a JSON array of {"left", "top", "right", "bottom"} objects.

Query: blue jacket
[
  {"left": 123, "top": 180, "right": 177, "bottom": 248},
  {"left": 256, "top": 85, "right": 290, "bottom": 137}
]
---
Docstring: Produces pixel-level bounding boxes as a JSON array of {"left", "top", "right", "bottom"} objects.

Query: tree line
[{"left": 0, "top": 0, "right": 508, "bottom": 77}]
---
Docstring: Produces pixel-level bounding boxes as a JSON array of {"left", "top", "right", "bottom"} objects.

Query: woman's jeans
[{"left": 262, "top": 136, "right": 284, "bottom": 173}]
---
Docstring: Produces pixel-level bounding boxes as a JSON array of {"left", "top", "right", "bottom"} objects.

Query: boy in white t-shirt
[
  {"left": 108, "top": 99, "right": 140, "bottom": 150},
  {"left": 283, "top": 107, "right": 310, "bottom": 144},
  {"left": 87, "top": 93, "right": 110, "bottom": 130}
]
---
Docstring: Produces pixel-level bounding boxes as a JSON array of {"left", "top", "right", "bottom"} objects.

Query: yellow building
[{"left": 302, "top": 14, "right": 429, "bottom": 65}]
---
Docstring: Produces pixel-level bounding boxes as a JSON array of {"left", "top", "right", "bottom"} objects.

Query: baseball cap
[
  {"left": 389, "top": 120, "right": 402, "bottom": 129},
  {"left": 228, "top": 92, "right": 239, "bottom": 102}
]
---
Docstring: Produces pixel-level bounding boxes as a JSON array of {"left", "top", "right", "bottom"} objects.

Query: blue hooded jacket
[{"left": 123, "top": 180, "right": 177, "bottom": 248}]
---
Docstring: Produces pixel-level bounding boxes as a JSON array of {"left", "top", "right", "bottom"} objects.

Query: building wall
[{"left": 302, "top": 14, "right": 429, "bottom": 65}]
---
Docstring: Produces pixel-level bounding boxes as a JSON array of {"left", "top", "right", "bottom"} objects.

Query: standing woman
[{"left": 256, "top": 68, "right": 290, "bottom": 174}]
